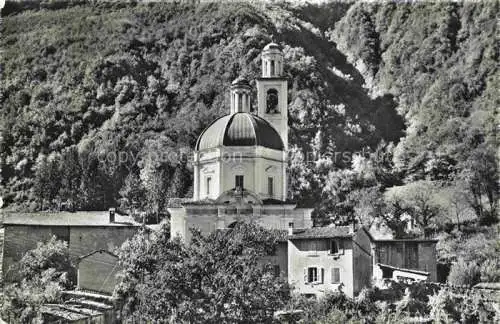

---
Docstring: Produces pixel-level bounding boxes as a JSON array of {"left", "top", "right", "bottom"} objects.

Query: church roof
[{"left": 195, "top": 112, "right": 284, "bottom": 151}]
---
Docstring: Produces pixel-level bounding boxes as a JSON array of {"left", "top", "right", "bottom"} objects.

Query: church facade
[{"left": 169, "top": 43, "right": 314, "bottom": 242}]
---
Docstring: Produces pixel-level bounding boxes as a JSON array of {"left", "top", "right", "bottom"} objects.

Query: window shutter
[
  {"left": 332, "top": 268, "right": 340, "bottom": 283},
  {"left": 321, "top": 268, "right": 325, "bottom": 283},
  {"left": 304, "top": 268, "right": 308, "bottom": 283}
]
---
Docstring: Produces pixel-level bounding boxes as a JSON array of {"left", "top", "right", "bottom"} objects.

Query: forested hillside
[
  {"left": 329, "top": 1, "right": 498, "bottom": 223},
  {"left": 0, "top": 1, "right": 497, "bottom": 233}
]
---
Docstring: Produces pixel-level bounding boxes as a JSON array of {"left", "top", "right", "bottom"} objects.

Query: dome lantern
[{"left": 230, "top": 76, "right": 251, "bottom": 113}]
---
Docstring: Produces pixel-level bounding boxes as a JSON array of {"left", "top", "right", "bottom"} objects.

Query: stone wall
[
  {"left": 2, "top": 224, "right": 140, "bottom": 285},
  {"left": 2, "top": 225, "right": 57, "bottom": 281}
]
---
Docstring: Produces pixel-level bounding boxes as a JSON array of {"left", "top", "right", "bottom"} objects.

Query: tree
[
  {"left": 58, "top": 146, "right": 82, "bottom": 210},
  {"left": 1, "top": 236, "right": 75, "bottom": 323},
  {"left": 140, "top": 156, "right": 167, "bottom": 223},
  {"left": 384, "top": 181, "right": 444, "bottom": 237},
  {"left": 458, "top": 146, "right": 498, "bottom": 224},
  {"left": 115, "top": 222, "right": 289, "bottom": 323},
  {"left": 119, "top": 172, "right": 145, "bottom": 210},
  {"left": 32, "top": 154, "right": 61, "bottom": 211},
  {"left": 32, "top": 154, "right": 50, "bottom": 211}
]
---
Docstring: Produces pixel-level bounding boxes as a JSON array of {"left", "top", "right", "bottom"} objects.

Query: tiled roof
[
  {"left": 375, "top": 238, "right": 438, "bottom": 243},
  {"left": 166, "top": 198, "right": 193, "bottom": 208},
  {"left": 195, "top": 112, "right": 284, "bottom": 151},
  {"left": 2, "top": 211, "right": 140, "bottom": 227},
  {"left": 289, "top": 226, "right": 354, "bottom": 240}
]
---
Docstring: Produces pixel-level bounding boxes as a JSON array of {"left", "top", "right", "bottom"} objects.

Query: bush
[
  {"left": 315, "top": 308, "right": 362, "bottom": 324},
  {"left": 480, "top": 258, "right": 500, "bottom": 282},
  {"left": 447, "top": 258, "right": 481, "bottom": 287},
  {"left": 428, "top": 288, "right": 498, "bottom": 323},
  {"left": 1, "top": 236, "right": 75, "bottom": 323},
  {"left": 287, "top": 290, "right": 379, "bottom": 323}
]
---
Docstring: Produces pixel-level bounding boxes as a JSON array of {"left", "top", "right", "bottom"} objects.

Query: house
[
  {"left": 1, "top": 209, "right": 141, "bottom": 292},
  {"left": 287, "top": 225, "right": 373, "bottom": 298},
  {"left": 372, "top": 238, "right": 438, "bottom": 284}
]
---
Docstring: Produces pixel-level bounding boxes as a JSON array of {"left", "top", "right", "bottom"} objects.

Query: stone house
[
  {"left": 287, "top": 225, "right": 373, "bottom": 298},
  {"left": 1, "top": 209, "right": 141, "bottom": 294}
]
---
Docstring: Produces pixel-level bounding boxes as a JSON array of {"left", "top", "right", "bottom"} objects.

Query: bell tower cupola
[
  {"left": 230, "top": 76, "right": 251, "bottom": 113},
  {"left": 261, "top": 42, "right": 284, "bottom": 77}
]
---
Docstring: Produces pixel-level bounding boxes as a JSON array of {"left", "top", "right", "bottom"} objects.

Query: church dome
[{"left": 195, "top": 112, "right": 284, "bottom": 151}]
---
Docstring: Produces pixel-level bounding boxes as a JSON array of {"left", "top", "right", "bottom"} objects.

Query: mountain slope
[
  {"left": 0, "top": 2, "right": 403, "bottom": 221},
  {"left": 328, "top": 1, "right": 498, "bottom": 220}
]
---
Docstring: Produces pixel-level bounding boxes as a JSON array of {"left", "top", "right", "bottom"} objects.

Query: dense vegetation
[
  {"left": 115, "top": 222, "right": 289, "bottom": 323},
  {"left": 1, "top": 1, "right": 496, "bottom": 231},
  {"left": 1, "top": 237, "right": 75, "bottom": 322},
  {"left": 0, "top": 0, "right": 497, "bottom": 278},
  {"left": 0, "top": 1, "right": 403, "bottom": 220},
  {"left": 3, "top": 230, "right": 499, "bottom": 323},
  {"left": 329, "top": 1, "right": 498, "bottom": 224}
]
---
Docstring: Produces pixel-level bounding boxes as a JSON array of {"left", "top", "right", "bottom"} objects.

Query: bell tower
[{"left": 256, "top": 42, "right": 288, "bottom": 151}]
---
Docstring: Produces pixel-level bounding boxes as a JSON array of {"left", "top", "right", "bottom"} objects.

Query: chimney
[
  {"left": 350, "top": 218, "right": 357, "bottom": 234},
  {"left": 288, "top": 222, "right": 294, "bottom": 236},
  {"left": 109, "top": 208, "right": 116, "bottom": 223}
]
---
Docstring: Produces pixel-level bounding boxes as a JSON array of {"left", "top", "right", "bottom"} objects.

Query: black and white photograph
[{"left": 0, "top": 0, "right": 498, "bottom": 323}]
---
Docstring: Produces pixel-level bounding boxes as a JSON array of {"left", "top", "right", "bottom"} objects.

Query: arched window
[{"left": 266, "top": 89, "right": 279, "bottom": 113}]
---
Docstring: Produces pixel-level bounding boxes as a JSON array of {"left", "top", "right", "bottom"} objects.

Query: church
[
  {"left": 168, "top": 43, "right": 438, "bottom": 298},
  {"left": 169, "top": 42, "right": 314, "bottom": 242}
]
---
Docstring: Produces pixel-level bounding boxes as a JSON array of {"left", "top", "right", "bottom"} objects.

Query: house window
[
  {"left": 271, "top": 60, "right": 275, "bottom": 75},
  {"left": 330, "top": 240, "right": 338, "bottom": 254},
  {"left": 308, "top": 267, "right": 317, "bottom": 283},
  {"left": 305, "top": 267, "right": 324, "bottom": 284},
  {"left": 273, "top": 265, "right": 280, "bottom": 278},
  {"left": 206, "top": 177, "right": 211, "bottom": 195},
  {"left": 330, "top": 239, "right": 343, "bottom": 255},
  {"left": 235, "top": 175, "right": 244, "bottom": 189},
  {"left": 268, "top": 177, "right": 274, "bottom": 196},
  {"left": 331, "top": 268, "right": 340, "bottom": 284}
]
